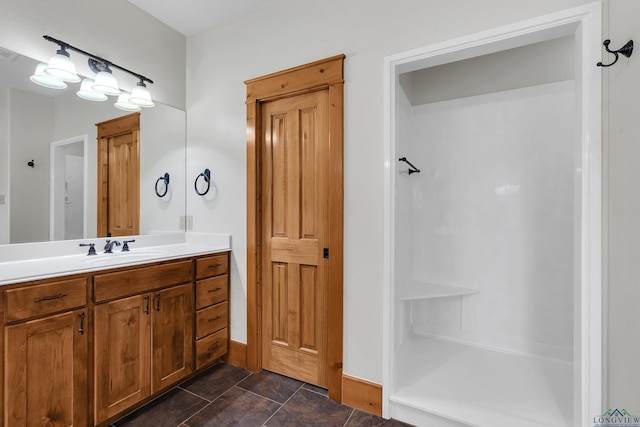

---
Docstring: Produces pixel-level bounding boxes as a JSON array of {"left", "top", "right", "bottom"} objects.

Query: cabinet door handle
[
  {"left": 79, "top": 311, "right": 85, "bottom": 335},
  {"left": 208, "top": 263, "right": 223, "bottom": 269},
  {"left": 155, "top": 293, "right": 161, "bottom": 311},
  {"left": 207, "top": 342, "right": 221, "bottom": 352},
  {"left": 208, "top": 315, "right": 222, "bottom": 322},
  {"left": 208, "top": 287, "right": 223, "bottom": 293},
  {"left": 34, "top": 293, "right": 67, "bottom": 303},
  {"left": 144, "top": 295, "right": 150, "bottom": 314}
]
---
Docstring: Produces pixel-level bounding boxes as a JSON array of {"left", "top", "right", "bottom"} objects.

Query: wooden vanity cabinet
[
  {"left": 3, "top": 276, "right": 88, "bottom": 427},
  {"left": 2, "top": 251, "right": 230, "bottom": 427},
  {"left": 93, "top": 261, "right": 194, "bottom": 425}
]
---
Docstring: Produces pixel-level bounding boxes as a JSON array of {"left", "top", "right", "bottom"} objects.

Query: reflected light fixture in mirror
[
  {"left": 31, "top": 35, "right": 154, "bottom": 110},
  {"left": 115, "top": 92, "right": 141, "bottom": 112},
  {"left": 76, "top": 78, "right": 108, "bottom": 101},
  {"left": 30, "top": 63, "right": 67, "bottom": 89}
]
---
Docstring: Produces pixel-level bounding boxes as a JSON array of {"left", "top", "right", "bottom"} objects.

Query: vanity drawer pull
[
  {"left": 208, "top": 287, "right": 223, "bottom": 293},
  {"left": 208, "top": 315, "right": 222, "bottom": 322},
  {"left": 208, "top": 342, "right": 222, "bottom": 352},
  {"left": 34, "top": 293, "right": 67, "bottom": 303},
  {"left": 208, "top": 263, "right": 223, "bottom": 269}
]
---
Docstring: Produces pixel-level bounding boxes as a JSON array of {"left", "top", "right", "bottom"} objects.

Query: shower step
[
  {"left": 398, "top": 280, "right": 478, "bottom": 301},
  {"left": 390, "top": 394, "right": 555, "bottom": 427}
]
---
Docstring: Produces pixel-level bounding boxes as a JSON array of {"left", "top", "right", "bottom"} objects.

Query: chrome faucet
[{"left": 104, "top": 239, "right": 121, "bottom": 253}]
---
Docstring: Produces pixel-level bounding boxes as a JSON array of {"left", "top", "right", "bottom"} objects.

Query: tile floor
[{"left": 111, "top": 362, "right": 413, "bottom": 427}]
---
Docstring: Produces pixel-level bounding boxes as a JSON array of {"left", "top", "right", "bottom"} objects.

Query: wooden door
[
  {"left": 246, "top": 54, "right": 344, "bottom": 400},
  {"left": 260, "top": 90, "right": 330, "bottom": 386},
  {"left": 151, "top": 283, "right": 194, "bottom": 392},
  {"left": 5, "top": 309, "right": 87, "bottom": 427},
  {"left": 97, "top": 113, "right": 140, "bottom": 237},
  {"left": 94, "top": 294, "right": 150, "bottom": 424}
]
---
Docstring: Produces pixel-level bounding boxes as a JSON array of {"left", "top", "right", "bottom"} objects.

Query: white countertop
[{"left": 0, "top": 232, "right": 231, "bottom": 286}]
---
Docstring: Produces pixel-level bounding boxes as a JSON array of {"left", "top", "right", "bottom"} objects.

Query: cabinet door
[
  {"left": 5, "top": 309, "right": 87, "bottom": 427},
  {"left": 151, "top": 283, "right": 194, "bottom": 392},
  {"left": 94, "top": 294, "right": 151, "bottom": 424}
]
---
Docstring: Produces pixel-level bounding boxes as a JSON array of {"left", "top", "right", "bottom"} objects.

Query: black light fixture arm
[
  {"left": 43, "top": 35, "right": 153, "bottom": 85},
  {"left": 597, "top": 39, "right": 633, "bottom": 68}
]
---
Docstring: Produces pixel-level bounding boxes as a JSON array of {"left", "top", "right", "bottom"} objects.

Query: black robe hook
[{"left": 597, "top": 39, "right": 633, "bottom": 67}]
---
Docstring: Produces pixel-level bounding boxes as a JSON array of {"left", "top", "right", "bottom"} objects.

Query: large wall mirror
[{"left": 0, "top": 48, "right": 186, "bottom": 244}]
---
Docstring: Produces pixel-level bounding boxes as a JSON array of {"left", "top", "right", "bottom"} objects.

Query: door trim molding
[{"left": 245, "top": 54, "right": 345, "bottom": 401}]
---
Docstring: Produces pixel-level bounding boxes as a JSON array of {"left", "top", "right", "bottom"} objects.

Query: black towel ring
[
  {"left": 155, "top": 173, "right": 170, "bottom": 197},
  {"left": 194, "top": 168, "right": 211, "bottom": 196}
]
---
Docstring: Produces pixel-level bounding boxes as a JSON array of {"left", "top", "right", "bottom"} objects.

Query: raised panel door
[
  {"left": 5, "top": 309, "right": 87, "bottom": 427},
  {"left": 151, "top": 284, "right": 194, "bottom": 392},
  {"left": 261, "top": 90, "right": 330, "bottom": 386},
  {"left": 94, "top": 294, "right": 150, "bottom": 424}
]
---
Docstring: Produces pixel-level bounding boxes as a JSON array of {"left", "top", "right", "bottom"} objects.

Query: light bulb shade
[
  {"left": 30, "top": 63, "right": 67, "bottom": 89},
  {"left": 129, "top": 83, "right": 154, "bottom": 107},
  {"left": 76, "top": 78, "right": 108, "bottom": 101},
  {"left": 114, "top": 92, "right": 141, "bottom": 112},
  {"left": 93, "top": 71, "right": 121, "bottom": 96},
  {"left": 44, "top": 51, "right": 80, "bottom": 83}
]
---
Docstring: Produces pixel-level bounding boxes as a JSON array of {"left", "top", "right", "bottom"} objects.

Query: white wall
[
  {"left": 9, "top": 89, "right": 53, "bottom": 243},
  {"left": 0, "top": 86, "right": 8, "bottom": 244},
  {"left": 185, "top": 0, "right": 594, "bottom": 383}
]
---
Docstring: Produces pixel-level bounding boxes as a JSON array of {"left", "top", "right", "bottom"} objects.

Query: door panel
[
  {"left": 5, "top": 310, "right": 87, "bottom": 427},
  {"left": 151, "top": 284, "right": 194, "bottom": 392},
  {"left": 94, "top": 294, "right": 150, "bottom": 424},
  {"left": 96, "top": 113, "right": 140, "bottom": 237},
  {"left": 261, "top": 90, "right": 329, "bottom": 387}
]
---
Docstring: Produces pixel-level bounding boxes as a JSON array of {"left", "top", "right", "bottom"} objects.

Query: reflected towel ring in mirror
[
  {"left": 194, "top": 168, "right": 211, "bottom": 196},
  {"left": 155, "top": 172, "right": 170, "bottom": 197}
]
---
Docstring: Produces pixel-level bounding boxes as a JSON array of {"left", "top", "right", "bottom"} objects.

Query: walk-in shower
[{"left": 383, "top": 5, "right": 602, "bottom": 427}]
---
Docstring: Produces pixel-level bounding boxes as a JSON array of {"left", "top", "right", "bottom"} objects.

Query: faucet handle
[
  {"left": 122, "top": 239, "right": 136, "bottom": 252},
  {"left": 79, "top": 243, "right": 97, "bottom": 256}
]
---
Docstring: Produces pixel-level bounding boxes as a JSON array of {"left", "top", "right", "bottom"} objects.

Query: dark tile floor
[{"left": 111, "top": 362, "right": 412, "bottom": 427}]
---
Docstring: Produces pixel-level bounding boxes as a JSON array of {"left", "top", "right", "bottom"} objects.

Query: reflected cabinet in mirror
[{"left": 0, "top": 49, "right": 186, "bottom": 244}]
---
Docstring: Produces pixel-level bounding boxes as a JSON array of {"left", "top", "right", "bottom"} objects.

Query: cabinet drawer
[
  {"left": 196, "top": 253, "right": 228, "bottom": 279},
  {"left": 196, "top": 301, "right": 228, "bottom": 339},
  {"left": 196, "top": 328, "right": 227, "bottom": 369},
  {"left": 94, "top": 260, "right": 193, "bottom": 302},
  {"left": 5, "top": 277, "right": 87, "bottom": 323},
  {"left": 195, "top": 275, "right": 228, "bottom": 309}
]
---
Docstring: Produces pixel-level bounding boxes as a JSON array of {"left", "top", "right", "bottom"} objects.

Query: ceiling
[{"left": 127, "top": 0, "right": 274, "bottom": 37}]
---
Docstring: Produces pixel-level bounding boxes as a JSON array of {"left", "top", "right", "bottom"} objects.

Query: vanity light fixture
[{"left": 32, "top": 35, "right": 154, "bottom": 110}]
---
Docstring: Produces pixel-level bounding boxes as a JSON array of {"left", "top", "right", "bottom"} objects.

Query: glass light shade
[
  {"left": 44, "top": 51, "right": 80, "bottom": 83},
  {"left": 129, "top": 84, "right": 154, "bottom": 107},
  {"left": 114, "top": 92, "right": 141, "bottom": 112},
  {"left": 30, "top": 63, "right": 67, "bottom": 89},
  {"left": 76, "top": 78, "right": 108, "bottom": 101},
  {"left": 93, "top": 71, "right": 121, "bottom": 96}
]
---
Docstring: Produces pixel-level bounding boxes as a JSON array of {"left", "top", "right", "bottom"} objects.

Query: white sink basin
[{"left": 79, "top": 249, "right": 170, "bottom": 265}]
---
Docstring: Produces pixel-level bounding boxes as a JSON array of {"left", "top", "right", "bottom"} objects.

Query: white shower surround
[{"left": 382, "top": 3, "right": 602, "bottom": 426}]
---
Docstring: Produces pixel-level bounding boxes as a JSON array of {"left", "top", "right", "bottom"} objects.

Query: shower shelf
[{"left": 398, "top": 280, "right": 478, "bottom": 301}]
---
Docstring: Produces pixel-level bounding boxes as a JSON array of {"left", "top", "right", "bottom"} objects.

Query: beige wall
[{"left": 604, "top": 0, "right": 640, "bottom": 413}]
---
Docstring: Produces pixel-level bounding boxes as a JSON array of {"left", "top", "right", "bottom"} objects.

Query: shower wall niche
[{"left": 390, "top": 35, "right": 581, "bottom": 427}]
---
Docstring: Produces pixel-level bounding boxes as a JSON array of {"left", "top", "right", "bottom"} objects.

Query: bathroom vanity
[{"left": 0, "top": 233, "right": 230, "bottom": 427}]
